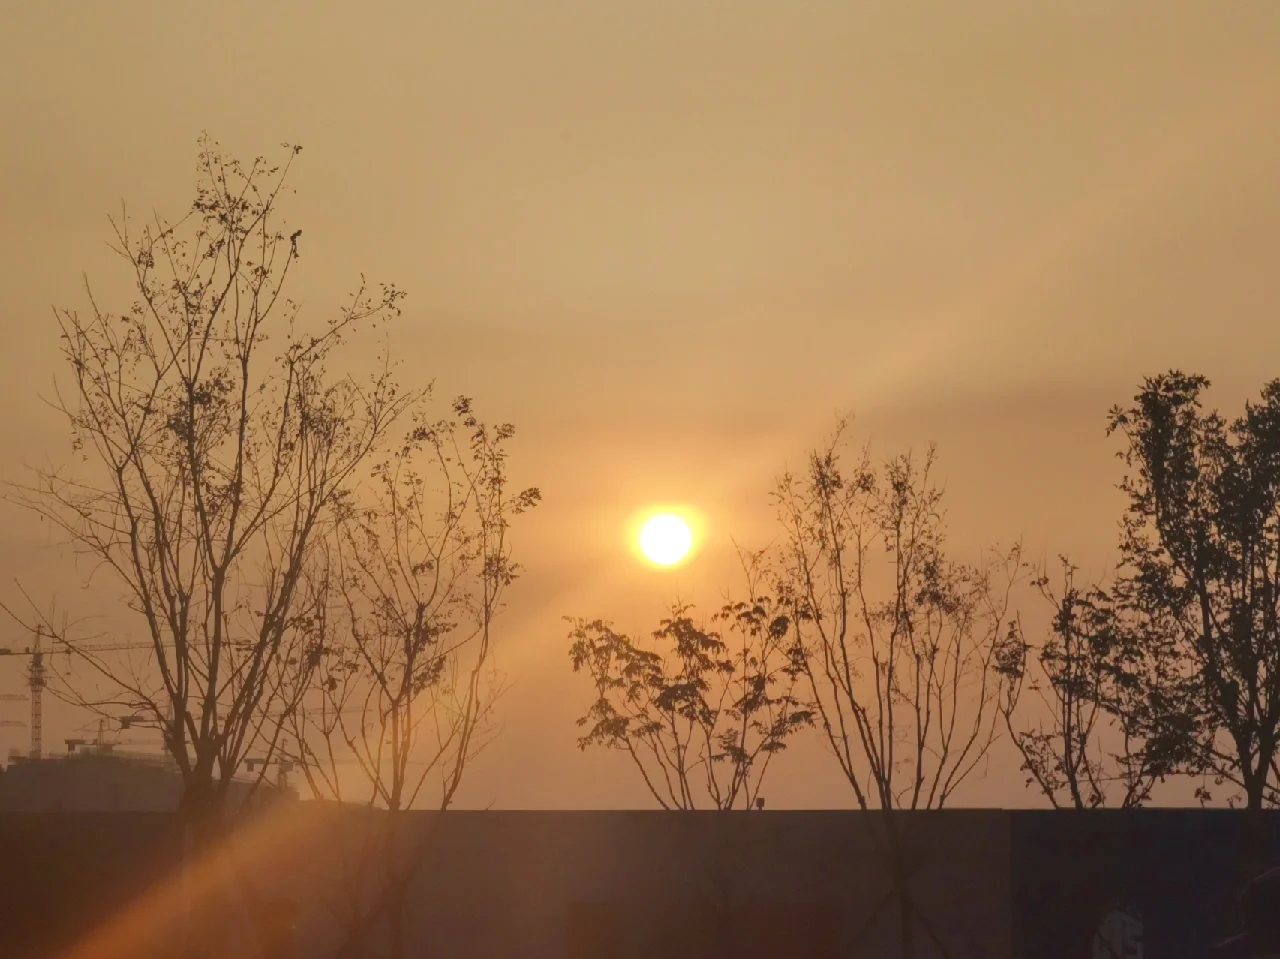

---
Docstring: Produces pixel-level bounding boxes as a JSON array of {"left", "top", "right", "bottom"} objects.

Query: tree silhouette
[
  {"left": 567, "top": 556, "right": 813, "bottom": 958},
  {"left": 773, "top": 425, "right": 1022, "bottom": 958},
  {"left": 1099, "top": 372, "right": 1280, "bottom": 866},
  {"left": 289, "top": 398, "right": 538, "bottom": 959},
  {"left": 568, "top": 562, "right": 813, "bottom": 811},
  {"left": 996, "top": 557, "right": 1173, "bottom": 809},
  {"left": 5, "top": 136, "right": 421, "bottom": 954}
]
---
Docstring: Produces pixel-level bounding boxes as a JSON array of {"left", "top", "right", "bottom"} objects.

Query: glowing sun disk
[{"left": 639, "top": 513, "right": 693, "bottom": 566}]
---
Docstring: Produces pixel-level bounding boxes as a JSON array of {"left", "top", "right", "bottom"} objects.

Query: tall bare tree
[
  {"left": 568, "top": 562, "right": 813, "bottom": 812},
  {"left": 773, "top": 426, "right": 1022, "bottom": 958},
  {"left": 4, "top": 137, "right": 421, "bottom": 954},
  {"left": 289, "top": 398, "right": 538, "bottom": 959}
]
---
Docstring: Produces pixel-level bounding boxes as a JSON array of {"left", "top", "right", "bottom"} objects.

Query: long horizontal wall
[
  {"left": 0, "top": 809, "right": 1276, "bottom": 959},
  {"left": 1011, "top": 809, "right": 1280, "bottom": 959}
]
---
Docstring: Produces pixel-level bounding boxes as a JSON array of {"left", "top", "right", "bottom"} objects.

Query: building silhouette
[{"left": 0, "top": 738, "right": 295, "bottom": 812}]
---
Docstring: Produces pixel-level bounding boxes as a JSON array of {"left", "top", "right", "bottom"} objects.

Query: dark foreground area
[{"left": 0, "top": 808, "right": 1276, "bottom": 959}]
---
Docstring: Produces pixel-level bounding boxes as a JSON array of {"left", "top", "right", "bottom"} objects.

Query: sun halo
[{"left": 637, "top": 512, "right": 694, "bottom": 567}]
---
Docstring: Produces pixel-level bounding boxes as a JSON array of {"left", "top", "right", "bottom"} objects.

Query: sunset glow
[
  {"left": 5, "top": 9, "right": 1280, "bottom": 947},
  {"left": 638, "top": 513, "right": 694, "bottom": 566}
]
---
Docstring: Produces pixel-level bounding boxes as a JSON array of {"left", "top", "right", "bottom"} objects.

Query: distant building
[{"left": 0, "top": 739, "right": 296, "bottom": 812}]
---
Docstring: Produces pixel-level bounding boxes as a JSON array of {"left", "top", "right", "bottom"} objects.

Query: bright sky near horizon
[{"left": 2, "top": 1, "right": 1280, "bottom": 808}]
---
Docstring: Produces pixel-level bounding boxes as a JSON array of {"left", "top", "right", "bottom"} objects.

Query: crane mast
[{"left": 29, "top": 626, "right": 44, "bottom": 759}]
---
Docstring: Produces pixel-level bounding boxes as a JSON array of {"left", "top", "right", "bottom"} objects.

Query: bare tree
[
  {"left": 995, "top": 557, "right": 1173, "bottom": 809},
  {"left": 773, "top": 426, "right": 1022, "bottom": 959},
  {"left": 567, "top": 561, "right": 813, "bottom": 812},
  {"left": 288, "top": 398, "right": 538, "bottom": 959},
  {"left": 4, "top": 137, "right": 418, "bottom": 954}
]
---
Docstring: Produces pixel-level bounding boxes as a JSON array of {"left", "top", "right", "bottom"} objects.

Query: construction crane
[
  {"left": 0, "top": 634, "right": 161, "bottom": 760},
  {"left": 29, "top": 627, "right": 44, "bottom": 758},
  {"left": 244, "top": 756, "right": 296, "bottom": 792},
  {"left": 0, "top": 638, "right": 363, "bottom": 767},
  {"left": 65, "top": 717, "right": 158, "bottom": 756},
  {"left": 0, "top": 640, "right": 161, "bottom": 658},
  {"left": 0, "top": 627, "right": 51, "bottom": 759}
]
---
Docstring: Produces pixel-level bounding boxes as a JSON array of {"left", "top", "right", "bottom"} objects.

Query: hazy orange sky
[{"left": 2, "top": 1, "right": 1279, "bottom": 808}]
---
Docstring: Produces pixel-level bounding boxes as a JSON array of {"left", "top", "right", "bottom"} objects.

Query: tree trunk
[
  {"left": 178, "top": 781, "right": 229, "bottom": 958},
  {"left": 883, "top": 812, "right": 917, "bottom": 959},
  {"left": 387, "top": 892, "right": 405, "bottom": 959},
  {"left": 1230, "top": 756, "right": 1273, "bottom": 889},
  {"left": 1237, "top": 789, "right": 1268, "bottom": 889},
  {"left": 898, "top": 882, "right": 915, "bottom": 959},
  {"left": 386, "top": 804, "right": 407, "bottom": 959}
]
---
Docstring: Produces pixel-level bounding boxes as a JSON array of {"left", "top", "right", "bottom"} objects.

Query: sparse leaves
[
  {"left": 291, "top": 400, "right": 539, "bottom": 813},
  {"left": 774, "top": 427, "right": 1021, "bottom": 811},
  {"left": 567, "top": 585, "right": 812, "bottom": 810},
  {"left": 996, "top": 558, "right": 1174, "bottom": 809},
  {"left": 6, "top": 136, "right": 419, "bottom": 835}
]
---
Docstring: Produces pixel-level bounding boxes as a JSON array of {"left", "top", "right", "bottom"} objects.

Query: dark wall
[
  {"left": 378, "top": 809, "right": 1011, "bottom": 959},
  {"left": 566, "top": 900, "right": 839, "bottom": 959},
  {"left": 5, "top": 808, "right": 1279, "bottom": 959},
  {"left": 1009, "top": 810, "right": 1280, "bottom": 959},
  {"left": 0, "top": 813, "right": 182, "bottom": 959}
]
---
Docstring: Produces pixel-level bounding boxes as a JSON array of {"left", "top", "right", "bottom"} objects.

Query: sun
[{"left": 638, "top": 513, "right": 694, "bottom": 566}]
